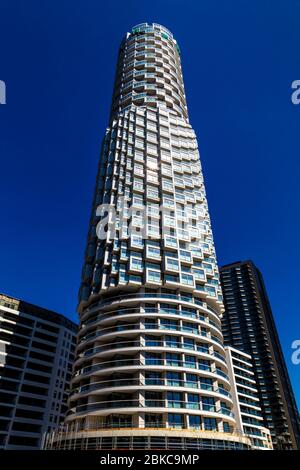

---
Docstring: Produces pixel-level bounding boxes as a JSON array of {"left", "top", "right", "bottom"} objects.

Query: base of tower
[{"left": 44, "top": 428, "right": 251, "bottom": 450}]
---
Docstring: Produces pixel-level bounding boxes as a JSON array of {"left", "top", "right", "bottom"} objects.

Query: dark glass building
[
  {"left": 0, "top": 293, "right": 77, "bottom": 449},
  {"left": 220, "top": 260, "right": 300, "bottom": 449}
]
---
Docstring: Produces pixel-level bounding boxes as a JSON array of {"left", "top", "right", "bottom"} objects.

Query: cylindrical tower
[{"left": 46, "top": 23, "right": 251, "bottom": 450}]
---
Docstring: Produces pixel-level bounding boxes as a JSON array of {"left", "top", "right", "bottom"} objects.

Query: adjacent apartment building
[
  {"left": 0, "top": 293, "right": 77, "bottom": 449},
  {"left": 220, "top": 260, "right": 300, "bottom": 449},
  {"left": 225, "top": 346, "right": 273, "bottom": 450},
  {"left": 46, "top": 23, "right": 254, "bottom": 450}
]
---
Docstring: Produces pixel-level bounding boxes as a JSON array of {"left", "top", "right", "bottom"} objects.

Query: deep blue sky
[{"left": 0, "top": 1, "right": 299, "bottom": 406}]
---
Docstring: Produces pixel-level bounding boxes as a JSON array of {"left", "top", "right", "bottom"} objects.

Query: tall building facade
[
  {"left": 225, "top": 346, "right": 273, "bottom": 450},
  {"left": 47, "top": 23, "right": 252, "bottom": 450},
  {"left": 220, "top": 260, "right": 300, "bottom": 449},
  {"left": 0, "top": 293, "right": 77, "bottom": 449}
]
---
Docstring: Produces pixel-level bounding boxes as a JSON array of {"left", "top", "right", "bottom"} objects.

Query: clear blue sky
[{"left": 0, "top": 0, "right": 299, "bottom": 407}]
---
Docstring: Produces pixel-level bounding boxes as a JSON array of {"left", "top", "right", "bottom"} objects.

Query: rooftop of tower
[{"left": 129, "top": 23, "right": 174, "bottom": 40}]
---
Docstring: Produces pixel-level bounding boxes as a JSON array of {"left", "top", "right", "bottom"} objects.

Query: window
[
  {"left": 202, "top": 397, "right": 215, "bottom": 412},
  {"left": 182, "top": 322, "right": 198, "bottom": 335},
  {"left": 132, "top": 195, "right": 144, "bottom": 206},
  {"left": 199, "top": 359, "right": 211, "bottom": 372},
  {"left": 183, "top": 338, "right": 194, "bottom": 350},
  {"left": 165, "top": 257, "right": 179, "bottom": 271},
  {"left": 164, "top": 236, "right": 177, "bottom": 249},
  {"left": 166, "top": 352, "right": 180, "bottom": 367},
  {"left": 223, "top": 422, "right": 230, "bottom": 433},
  {"left": 161, "top": 319, "right": 178, "bottom": 331},
  {"left": 189, "top": 415, "right": 201, "bottom": 429},
  {"left": 181, "top": 273, "right": 194, "bottom": 286},
  {"left": 147, "top": 187, "right": 159, "bottom": 199},
  {"left": 185, "top": 355, "right": 196, "bottom": 369},
  {"left": 147, "top": 204, "right": 160, "bottom": 218},
  {"left": 180, "top": 250, "right": 191, "bottom": 262},
  {"left": 147, "top": 269, "right": 161, "bottom": 283},
  {"left": 146, "top": 156, "right": 158, "bottom": 169},
  {"left": 165, "top": 335, "right": 180, "bottom": 349},
  {"left": 163, "top": 215, "right": 176, "bottom": 227},
  {"left": 167, "top": 372, "right": 181, "bottom": 387},
  {"left": 167, "top": 391, "right": 182, "bottom": 408},
  {"left": 145, "top": 372, "right": 162, "bottom": 386},
  {"left": 147, "top": 224, "right": 160, "bottom": 238},
  {"left": 186, "top": 373, "right": 198, "bottom": 389},
  {"left": 187, "top": 393, "right": 200, "bottom": 410},
  {"left": 145, "top": 335, "right": 160, "bottom": 347},
  {"left": 145, "top": 352, "right": 161, "bottom": 366},
  {"left": 203, "top": 417, "right": 217, "bottom": 431},
  {"left": 145, "top": 414, "right": 162, "bottom": 428},
  {"left": 146, "top": 242, "right": 161, "bottom": 259},
  {"left": 193, "top": 268, "right": 205, "bottom": 280},
  {"left": 168, "top": 414, "right": 183, "bottom": 429},
  {"left": 130, "top": 235, "right": 144, "bottom": 249}
]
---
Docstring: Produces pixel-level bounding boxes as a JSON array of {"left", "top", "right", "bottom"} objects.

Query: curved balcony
[
  {"left": 66, "top": 398, "right": 235, "bottom": 421},
  {"left": 79, "top": 306, "right": 222, "bottom": 336},
  {"left": 74, "top": 339, "right": 226, "bottom": 369},
  {"left": 70, "top": 377, "right": 232, "bottom": 402},
  {"left": 80, "top": 293, "right": 220, "bottom": 323},
  {"left": 78, "top": 338, "right": 226, "bottom": 360},
  {"left": 73, "top": 358, "right": 230, "bottom": 384},
  {"left": 77, "top": 322, "right": 224, "bottom": 351}
]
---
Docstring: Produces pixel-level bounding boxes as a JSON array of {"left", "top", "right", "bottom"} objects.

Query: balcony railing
[
  {"left": 75, "top": 358, "right": 229, "bottom": 382},
  {"left": 70, "top": 377, "right": 231, "bottom": 399},
  {"left": 78, "top": 339, "right": 225, "bottom": 364},
  {"left": 67, "top": 398, "right": 234, "bottom": 418}
]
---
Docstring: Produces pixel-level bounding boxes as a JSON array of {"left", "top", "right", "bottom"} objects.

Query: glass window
[
  {"left": 165, "top": 335, "right": 180, "bottom": 349},
  {"left": 146, "top": 243, "right": 161, "bottom": 259},
  {"left": 145, "top": 371, "right": 163, "bottom": 386},
  {"left": 147, "top": 269, "right": 161, "bottom": 283},
  {"left": 182, "top": 322, "right": 198, "bottom": 335},
  {"left": 131, "top": 235, "right": 144, "bottom": 248},
  {"left": 202, "top": 397, "right": 215, "bottom": 412},
  {"left": 203, "top": 417, "right": 217, "bottom": 431},
  {"left": 187, "top": 393, "right": 200, "bottom": 410},
  {"left": 186, "top": 374, "right": 198, "bottom": 389},
  {"left": 167, "top": 372, "right": 181, "bottom": 387},
  {"left": 183, "top": 338, "right": 194, "bottom": 350},
  {"left": 161, "top": 319, "right": 178, "bottom": 331},
  {"left": 185, "top": 355, "right": 196, "bottom": 369},
  {"left": 145, "top": 335, "right": 160, "bottom": 347},
  {"left": 165, "top": 258, "right": 179, "bottom": 271},
  {"left": 168, "top": 414, "right": 183, "bottom": 429},
  {"left": 164, "top": 236, "right": 177, "bottom": 248},
  {"left": 145, "top": 352, "right": 161, "bottom": 365},
  {"left": 167, "top": 392, "right": 182, "bottom": 408},
  {"left": 199, "top": 359, "right": 211, "bottom": 371},
  {"left": 130, "top": 257, "right": 143, "bottom": 270},
  {"left": 181, "top": 273, "right": 194, "bottom": 286},
  {"left": 166, "top": 352, "right": 180, "bottom": 367},
  {"left": 189, "top": 415, "right": 201, "bottom": 429}
]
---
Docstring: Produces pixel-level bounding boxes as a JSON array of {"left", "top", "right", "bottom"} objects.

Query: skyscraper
[
  {"left": 0, "top": 293, "right": 77, "bottom": 450},
  {"left": 46, "top": 23, "right": 252, "bottom": 450},
  {"left": 220, "top": 260, "right": 300, "bottom": 449}
]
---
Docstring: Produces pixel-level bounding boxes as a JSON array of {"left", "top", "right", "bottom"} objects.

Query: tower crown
[{"left": 110, "top": 23, "right": 188, "bottom": 122}]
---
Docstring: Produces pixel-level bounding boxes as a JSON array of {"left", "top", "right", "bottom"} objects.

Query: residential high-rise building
[
  {"left": 46, "top": 23, "right": 252, "bottom": 450},
  {"left": 0, "top": 293, "right": 77, "bottom": 450},
  {"left": 220, "top": 260, "right": 300, "bottom": 449},
  {"left": 225, "top": 346, "right": 273, "bottom": 450}
]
